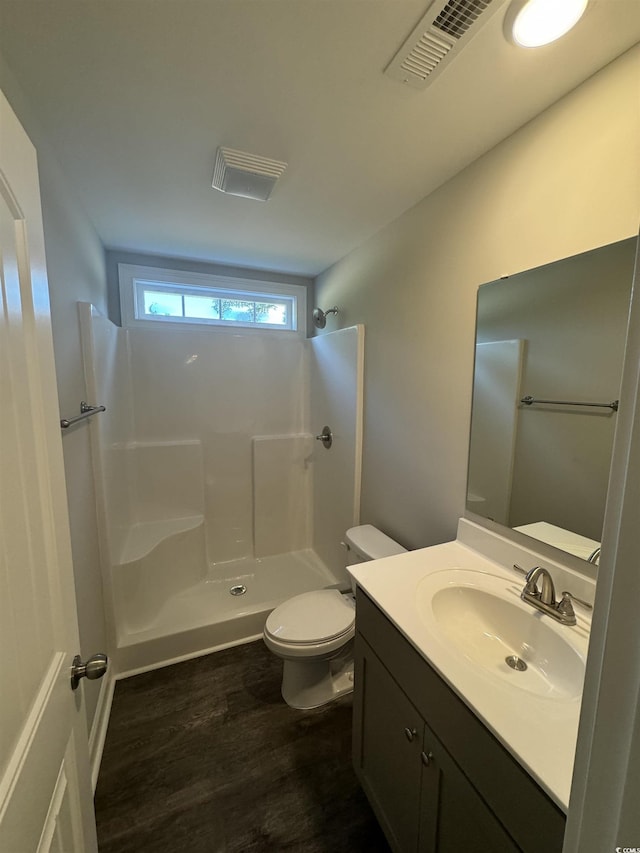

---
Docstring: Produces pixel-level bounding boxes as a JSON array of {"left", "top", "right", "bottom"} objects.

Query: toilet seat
[{"left": 265, "top": 589, "right": 355, "bottom": 646}]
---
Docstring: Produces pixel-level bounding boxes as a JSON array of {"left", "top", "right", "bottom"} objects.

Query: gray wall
[
  {"left": 314, "top": 45, "right": 640, "bottom": 552},
  {"left": 0, "top": 54, "right": 109, "bottom": 732}
]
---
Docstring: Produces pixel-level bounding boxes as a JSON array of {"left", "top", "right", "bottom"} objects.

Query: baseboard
[
  {"left": 116, "top": 632, "right": 263, "bottom": 680},
  {"left": 88, "top": 669, "right": 115, "bottom": 792}
]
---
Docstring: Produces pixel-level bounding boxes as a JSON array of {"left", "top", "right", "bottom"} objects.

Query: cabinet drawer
[{"left": 356, "top": 590, "right": 565, "bottom": 853}]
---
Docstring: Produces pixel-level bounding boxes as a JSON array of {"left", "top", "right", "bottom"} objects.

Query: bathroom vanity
[{"left": 350, "top": 521, "right": 592, "bottom": 853}]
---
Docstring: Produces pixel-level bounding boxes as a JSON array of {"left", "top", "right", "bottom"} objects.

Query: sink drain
[
  {"left": 230, "top": 584, "right": 247, "bottom": 596},
  {"left": 505, "top": 655, "right": 527, "bottom": 672}
]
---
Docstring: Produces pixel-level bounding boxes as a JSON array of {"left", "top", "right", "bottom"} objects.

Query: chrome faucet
[
  {"left": 587, "top": 546, "right": 601, "bottom": 565},
  {"left": 521, "top": 566, "right": 577, "bottom": 625},
  {"left": 524, "top": 566, "right": 555, "bottom": 604}
]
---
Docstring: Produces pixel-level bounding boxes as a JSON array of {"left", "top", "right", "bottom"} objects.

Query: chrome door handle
[
  {"left": 404, "top": 727, "right": 417, "bottom": 742},
  {"left": 70, "top": 653, "right": 108, "bottom": 691},
  {"left": 421, "top": 750, "right": 434, "bottom": 766}
]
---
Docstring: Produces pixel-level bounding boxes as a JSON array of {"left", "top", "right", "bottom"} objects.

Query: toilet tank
[{"left": 345, "top": 524, "right": 406, "bottom": 566}]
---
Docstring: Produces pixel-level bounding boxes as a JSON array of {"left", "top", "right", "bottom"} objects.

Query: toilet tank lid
[{"left": 345, "top": 524, "right": 406, "bottom": 560}]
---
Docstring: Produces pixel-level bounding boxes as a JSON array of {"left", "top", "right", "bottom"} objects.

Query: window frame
[{"left": 118, "top": 264, "right": 307, "bottom": 335}]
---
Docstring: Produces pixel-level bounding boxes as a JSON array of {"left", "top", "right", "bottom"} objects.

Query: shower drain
[
  {"left": 505, "top": 655, "right": 527, "bottom": 672},
  {"left": 229, "top": 584, "right": 247, "bottom": 596}
]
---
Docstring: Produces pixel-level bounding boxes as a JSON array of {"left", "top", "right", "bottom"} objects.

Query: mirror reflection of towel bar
[
  {"left": 60, "top": 401, "right": 106, "bottom": 429},
  {"left": 520, "top": 396, "right": 619, "bottom": 411}
]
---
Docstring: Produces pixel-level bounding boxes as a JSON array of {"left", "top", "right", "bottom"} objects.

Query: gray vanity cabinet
[
  {"left": 353, "top": 590, "right": 566, "bottom": 853},
  {"left": 354, "top": 634, "right": 517, "bottom": 852}
]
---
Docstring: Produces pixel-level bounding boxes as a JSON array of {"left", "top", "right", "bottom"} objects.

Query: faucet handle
[
  {"left": 557, "top": 592, "right": 576, "bottom": 621},
  {"left": 560, "top": 590, "right": 593, "bottom": 611}
]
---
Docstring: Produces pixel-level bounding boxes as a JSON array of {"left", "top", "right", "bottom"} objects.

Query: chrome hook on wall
[{"left": 315, "top": 425, "right": 333, "bottom": 449}]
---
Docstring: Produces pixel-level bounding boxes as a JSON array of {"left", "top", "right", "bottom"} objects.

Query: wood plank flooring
[{"left": 95, "top": 640, "right": 390, "bottom": 852}]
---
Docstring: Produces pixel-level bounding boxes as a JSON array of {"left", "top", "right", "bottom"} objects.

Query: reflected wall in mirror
[{"left": 467, "top": 237, "right": 637, "bottom": 564}]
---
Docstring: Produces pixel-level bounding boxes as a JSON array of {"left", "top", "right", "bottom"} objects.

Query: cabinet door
[
  {"left": 419, "top": 722, "right": 520, "bottom": 853},
  {"left": 353, "top": 637, "right": 424, "bottom": 853}
]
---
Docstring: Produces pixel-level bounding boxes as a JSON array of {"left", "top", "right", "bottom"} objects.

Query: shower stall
[{"left": 79, "top": 303, "right": 364, "bottom": 674}]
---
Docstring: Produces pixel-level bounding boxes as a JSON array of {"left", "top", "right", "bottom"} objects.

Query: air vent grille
[
  {"left": 212, "top": 147, "right": 287, "bottom": 201},
  {"left": 433, "top": 0, "right": 493, "bottom": 39},
  {"left": 384, "top": 0, "right": 501, "bottom": 89},
  {"left": 400, "top": 32, "right": 454, "bottom": 79}
]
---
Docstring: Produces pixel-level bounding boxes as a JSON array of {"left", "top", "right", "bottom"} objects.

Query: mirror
[{"left": 467, "top": 237, "right": 636, "bottom": 564}]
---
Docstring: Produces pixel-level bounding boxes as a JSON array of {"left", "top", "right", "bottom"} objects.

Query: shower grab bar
[
  {"left": 60, "top": 401, "right": 106, "bottom": 429},
  {"left": 520, "top": 395, "right": 618, "bottom": 411}
]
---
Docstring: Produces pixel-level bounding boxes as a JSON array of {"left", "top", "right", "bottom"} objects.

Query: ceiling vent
[
  {"left": 212, "top": 147, "right": 287, "bottom": 201},
  {"left": 385, "top": 0, "right": 501, "bottom": 89}
]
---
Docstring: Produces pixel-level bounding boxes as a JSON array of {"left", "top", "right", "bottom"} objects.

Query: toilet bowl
[{"left": 263, "top": 525, "right": 406, "bottom": 709}]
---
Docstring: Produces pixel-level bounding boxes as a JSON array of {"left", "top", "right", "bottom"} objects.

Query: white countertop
[{"left": 349, "top": 528, "right": 592, "bottom": 811}]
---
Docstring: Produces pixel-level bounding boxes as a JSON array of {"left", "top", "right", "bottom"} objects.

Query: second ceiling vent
[{"left": 385, "top": 0, "right": 502, "bottom": 89}]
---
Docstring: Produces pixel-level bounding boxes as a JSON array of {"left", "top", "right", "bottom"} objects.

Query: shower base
[{"left": 115, "top": 548, "right": 345, "bottom": 675}]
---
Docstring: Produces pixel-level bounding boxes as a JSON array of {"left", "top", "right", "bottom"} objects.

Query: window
[{"left": 118, "top": 264, "right": 306, "bottom": 334}]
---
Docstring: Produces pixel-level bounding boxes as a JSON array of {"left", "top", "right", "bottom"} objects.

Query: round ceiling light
[{"left": 506, "top": 0, "right": 589, "bottom": 48}]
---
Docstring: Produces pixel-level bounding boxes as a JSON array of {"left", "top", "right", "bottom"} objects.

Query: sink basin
[{"left": 416, "top": 570, "right": 585, "bottom": 700}]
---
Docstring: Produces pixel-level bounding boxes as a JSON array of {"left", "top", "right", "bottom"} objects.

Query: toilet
[{"left": 263, "top": 524, "right": 406, "bottom": 709}]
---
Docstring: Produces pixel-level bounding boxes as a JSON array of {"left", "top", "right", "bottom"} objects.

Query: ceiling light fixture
[{"left": 505, "top": 0, "right": 589, "bottom": 48}]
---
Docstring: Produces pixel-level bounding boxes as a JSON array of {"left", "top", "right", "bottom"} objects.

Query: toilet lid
[{"left": 265, "top": 589, "right": 355, "bottom": 644}]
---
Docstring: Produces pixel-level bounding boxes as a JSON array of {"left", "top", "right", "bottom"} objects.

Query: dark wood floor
[{"left": 95, "top": 640, "right": 390, "bottom": 852}]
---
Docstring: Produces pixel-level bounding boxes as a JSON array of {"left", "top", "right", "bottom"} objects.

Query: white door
[{"left": 0, "top": 92, "right": 99, "bottom": 851}]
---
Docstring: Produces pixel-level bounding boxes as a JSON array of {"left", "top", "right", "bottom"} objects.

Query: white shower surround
[{"left": 80, "top": 303, "right": 363, "bottom": 674}]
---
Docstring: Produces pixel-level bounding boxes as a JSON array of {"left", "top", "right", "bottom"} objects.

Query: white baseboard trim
[
  {"left": 88, "top": 670, "right": 115, "bottom": 792},
  {"left": 116, "top": 632, "right": 263, "bottom": 681}
]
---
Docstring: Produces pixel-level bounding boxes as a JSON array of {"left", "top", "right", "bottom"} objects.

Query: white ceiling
[{"left": 0, "top": 1, "right": 638, "bottom": 277}]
